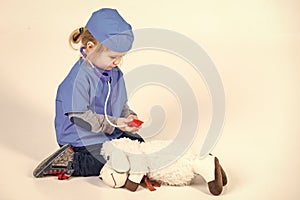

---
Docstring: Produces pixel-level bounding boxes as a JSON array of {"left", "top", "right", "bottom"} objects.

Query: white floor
[{"left": 1, "top": 113, "right": 299, "bottom": 200}]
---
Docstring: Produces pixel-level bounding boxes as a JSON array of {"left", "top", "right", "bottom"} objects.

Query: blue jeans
[{"left": 71, "top": 130, "right": 144, "bottom": 176}]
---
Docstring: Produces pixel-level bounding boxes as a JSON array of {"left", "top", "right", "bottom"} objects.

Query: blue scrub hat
[{"left": 86, "top": 8, "right": 134, "bottom": 53}]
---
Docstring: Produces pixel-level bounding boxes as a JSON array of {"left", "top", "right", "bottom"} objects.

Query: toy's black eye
[{"left": 107, "top": 155, "right": 110, "bottom": 160}]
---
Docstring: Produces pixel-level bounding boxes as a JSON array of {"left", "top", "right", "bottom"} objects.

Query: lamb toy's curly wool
[{"left": 99, "top": 137, "right": 227, "bottom": 195}]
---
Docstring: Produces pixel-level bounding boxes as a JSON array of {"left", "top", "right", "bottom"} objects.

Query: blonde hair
[{"left": 69, "top": 27, "right": 108, "bottom": 53}]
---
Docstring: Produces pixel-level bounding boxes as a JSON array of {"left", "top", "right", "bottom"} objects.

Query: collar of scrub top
[{"left": 80, "top": 46, "right": 112, "bottom": 82}]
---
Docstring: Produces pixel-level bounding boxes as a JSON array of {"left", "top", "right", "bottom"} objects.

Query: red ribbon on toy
[{"left": 142, "top": 176, "right": 161, "bottom": 191}]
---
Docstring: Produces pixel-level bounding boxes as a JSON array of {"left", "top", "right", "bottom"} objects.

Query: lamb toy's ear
[
  {"left": 111, "top": 148, "right": 130, "bottom": 173},
  {"left": 102, "top": 141, "right": 130, "bottom": 173}
]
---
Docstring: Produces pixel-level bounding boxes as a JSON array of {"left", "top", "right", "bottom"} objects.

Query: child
[{"left": 33, "top": 8, "right": 144, "bottom": 179}]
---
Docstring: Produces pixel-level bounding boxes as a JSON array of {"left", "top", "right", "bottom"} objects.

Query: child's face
[{"left": 90, "top": 49, "right": 125, "bottom": 70}]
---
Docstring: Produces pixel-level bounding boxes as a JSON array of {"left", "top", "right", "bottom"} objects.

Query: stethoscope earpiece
[{"left": 80, "top": 46, "right": 87, "bottom": 58}]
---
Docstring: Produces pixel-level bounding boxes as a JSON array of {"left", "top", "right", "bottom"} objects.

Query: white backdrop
[{"left": 0, "top": 0, "right": 299, "bottom": 199}]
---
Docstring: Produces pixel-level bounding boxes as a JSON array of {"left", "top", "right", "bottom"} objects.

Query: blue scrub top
[{"left": 55, "top": 58, "right": 127, "bottom": 147}]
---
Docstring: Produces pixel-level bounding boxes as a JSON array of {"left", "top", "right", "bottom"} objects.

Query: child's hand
[
  {"left": 126, "top": 115, "right": 144, "bottom": 127},
  {"left": 116, "top": 116, "right": 142, "bottom": 134},
  {"left": 126, "top": 115, "right": 143, "bottom": 134}
]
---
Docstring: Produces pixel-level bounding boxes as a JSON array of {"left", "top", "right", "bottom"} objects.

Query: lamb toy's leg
[
  {"left": 192, "top": 154, "right": 227, "bottom": 195},
  {"left": 125, "top": 173, "right": 145, "bottom": 192},
  {"left": 124, "top": 154, "right": 148, "bottom": 192}
]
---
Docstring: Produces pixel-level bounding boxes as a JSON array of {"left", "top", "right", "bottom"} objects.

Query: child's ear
[{"left": 86, "top": 41, "right": 95, "bottom": 49}]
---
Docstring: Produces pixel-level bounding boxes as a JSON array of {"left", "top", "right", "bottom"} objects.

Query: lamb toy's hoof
[
  {"left": 221, "top": 164, "right": 227, "bottom": 186},
  {"left": 125, "top": 178, "right": 139, "bottom": 192},
  {"left": 124, "top": 174, "right": 145, "bottom": 192},
  {"left": 208, "top": 157, "right": 226, "bottom": 196}
]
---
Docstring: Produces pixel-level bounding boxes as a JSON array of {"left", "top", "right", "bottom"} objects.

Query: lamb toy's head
[
  {"left": 99, "top": 164, "right": 128, "bottom": 188},
  {"left": 99, "top": 138, "right": 148, "bottom": 191}
]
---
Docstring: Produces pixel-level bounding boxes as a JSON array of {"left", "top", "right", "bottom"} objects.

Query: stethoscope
[{"left": 80, "top": 46, "right": 126, "bottom": 128}]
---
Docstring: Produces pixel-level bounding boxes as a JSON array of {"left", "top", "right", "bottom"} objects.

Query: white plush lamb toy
[{"left": 99, "top": 137, "right": 227, "bottom": 196}]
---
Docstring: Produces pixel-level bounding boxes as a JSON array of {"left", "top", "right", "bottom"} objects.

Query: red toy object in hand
[{"left": 127, "top": 119, "right": 144, "bottom": 127}]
